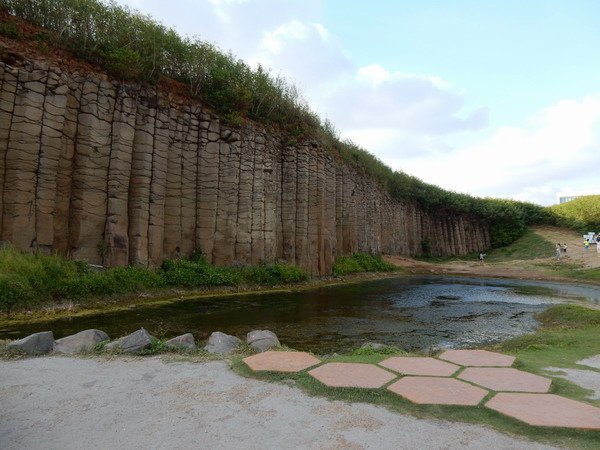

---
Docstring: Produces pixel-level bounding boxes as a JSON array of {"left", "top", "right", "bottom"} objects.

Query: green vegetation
[
  {"left": 484, "top": 229, "right": 555, "bottom": 262},
  {"left": 0, "top": 246, "right": 306, "bottom": 313},
  {"left": 0, "top": 0, "right": 564, "bottom": 248},
  {"left": 551, "top": 195, "right": 600, "bottom": 232},
  {"left": 332, "top": 252, "right": 398, "bottom": 276}
]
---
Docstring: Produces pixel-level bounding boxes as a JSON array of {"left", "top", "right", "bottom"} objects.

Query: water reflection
[{"left": 1, "top": 276, "right": 598, "bottom": 354}]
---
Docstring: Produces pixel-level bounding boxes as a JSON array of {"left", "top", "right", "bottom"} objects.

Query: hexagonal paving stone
[
  {"left": 388, "top": 377, "right": 488, "bottom": 406},
  {"left": 379, "top": 357, "right": 460, "bottom": 377},
  {"left": 459, "top": 367, "right": 551, "bottom": 393},
  {"left": 486, "top": 393, "right": 600, "bottom": 429},
  {"left": 438, "top": 349, "right": 515, "bottom": 367},
  {"left": 308, "top": 363, "right": 396, "bottom": 388},
  {"left": 243, "top": 351, "right": 321, "bottom": 373}
]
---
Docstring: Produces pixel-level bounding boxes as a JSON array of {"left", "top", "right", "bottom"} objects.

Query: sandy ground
[
  {"left": 0, "top": 357, "right": 557, "bottom": 450},
  {"left": 385, "top": 226, "right": 600, "bottom": 282}
]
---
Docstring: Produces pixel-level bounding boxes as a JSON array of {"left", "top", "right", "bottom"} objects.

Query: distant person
[
  {"left": 584, "top": 240, "right": 590, "bottom": 251},
  {"left": 562, "top": 243, "right": 567, "bottom": 254},
  {"left": 478, "top": 251, "right": 486, "bottom": 264},
  {"left": 555, "top": 244, "right": 562, "bottom": 261}
]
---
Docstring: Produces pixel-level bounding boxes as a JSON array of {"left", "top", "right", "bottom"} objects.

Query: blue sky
[{"left": 119, "top": 0, "right": 600, "bottom": 205}]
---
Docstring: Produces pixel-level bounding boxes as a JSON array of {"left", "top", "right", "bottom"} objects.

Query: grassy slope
[{"left": 551, "top": 195, "right": 600, "bottom": 232}]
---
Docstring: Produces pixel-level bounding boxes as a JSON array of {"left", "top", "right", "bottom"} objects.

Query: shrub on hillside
[{"left": 333, "top": 253, "right": 397, "bottom": 276}]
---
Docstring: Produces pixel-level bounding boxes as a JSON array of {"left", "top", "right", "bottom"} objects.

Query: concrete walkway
[{"left": 0, "top": 357, "right": 556, "bottom": 450}]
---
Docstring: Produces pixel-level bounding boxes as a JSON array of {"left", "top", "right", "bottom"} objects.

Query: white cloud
[
  {"left": 397, "top": 96, "right": 600, "bottom": 205},
  {"left": 116, "top": 0, "right": 598, "bottom": 205}
]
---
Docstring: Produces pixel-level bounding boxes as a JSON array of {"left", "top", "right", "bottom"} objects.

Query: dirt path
[
  {"left": 385, "top": 226, "right": 599, "bottom": 282},
  {"left": 0, "top": 357, "right": 556, "bottom": 450}
]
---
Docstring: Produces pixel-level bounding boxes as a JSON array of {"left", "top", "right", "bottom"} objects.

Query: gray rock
[
  {"left": 54, "top": 329, "right": 109, "bottom": 354},
  {"left": 7, "top": 331, "right": 54, "bottom": 355},
  {"left": 165, "top": 333, "right": 196, "bottom": 351},
  {"left": 246, "top": 330, "right": 280, "bottom": 352},
  {"left": 104, "top": 328, "right": 154, "bottom": 354},
  {"left": 204, "top": 332, "right": 241, "bottom": 354}
]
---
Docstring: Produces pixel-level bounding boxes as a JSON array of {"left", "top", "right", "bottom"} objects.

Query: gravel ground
[{"left": 0, "top": 357, "right": 557, "bottom": 450}]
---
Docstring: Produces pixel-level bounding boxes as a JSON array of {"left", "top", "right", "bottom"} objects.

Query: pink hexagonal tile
[
  {"left": 243, "top": 351, "right": 321, "bottom": 373},
  {"left": 438, "top": 349, "right": 515, "bottom": 367},
  {"left": 486, "top": 393, "right": 600, "bottom": 429},
  {"left": 459, "top": 367, "right": 551, "bottom": 392},
  {"left": 379, "top": 357, "right": 459, "bottom": 377},
  {"left": 308, "top": 363, "right": 396, "bottom": 388},
  {"left": 388, "top": 376, "right": 488, "bottom": 405}
]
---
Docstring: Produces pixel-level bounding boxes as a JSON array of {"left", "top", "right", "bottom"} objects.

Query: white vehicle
[{"left": 583, "top": 232, "right": 599, "bottom": 244}]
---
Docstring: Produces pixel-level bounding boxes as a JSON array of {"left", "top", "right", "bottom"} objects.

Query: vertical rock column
[
  {"left": 104, "top": 84, "right": 137, "bottom": 266},
  {"left": 196, "top": 117, "right": 220, "bottom": 263},
  {"left": 52, "top": 75, "right": 82, "bottom": 254},
  {"left": 69, "top": 79, "right": 116, "bottom": 263},
  {"left": 147, "top": 104, "right": 170, "bottom": 266},
  {"left": 294, "top": 145, "right": 310, "bottom": 272},
  {"left": 180, "top": 106, "right": 200, "bottom": 257},
  {"left": 234, "top": 132, "right": 254, "bottom": 262},
  {"left": 163, "top": 109, "right": 184, "bottom": 259},
  {"left": 281, "top": 145, "right": 297, "bottom": 264},
  {"left": 35, "top": 68, "right": 68, "bottom": 253},
  {"left": 1, "top": 64, "right": 45, "bottom": 249},
  {"left": 128, "top": 97, "right": 156, "bottom": 265},
  {"left": 213, "top": 127, "right": 240, "bottom": 266},
  {"left": 250, "top": 134, "right": 265, "bottom": 265},
  {"left": 0, "top": 63, "right": 17, "bottom": 236}
]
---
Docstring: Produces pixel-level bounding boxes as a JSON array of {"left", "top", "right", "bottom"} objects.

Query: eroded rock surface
[
  {"left": 7, "top": 331, "right": 54, "bottom": 355},
  {"left": 204, "top": 331, "right": 241, "bottom": 354},
  {"left": 0, "top": 58, "right": 491, "bottom": 275},
  {"left": 53, "top": 329, "right": 109, "bottom": 354}
]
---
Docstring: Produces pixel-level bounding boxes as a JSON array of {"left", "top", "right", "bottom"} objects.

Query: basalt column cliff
[{"left": 0, "top": 58, "right": 491, "bottom": 275}]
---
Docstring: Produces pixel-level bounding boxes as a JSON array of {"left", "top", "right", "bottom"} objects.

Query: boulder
[
  {"left": 246, "top": 330, "right": 280, "bottom": 352},
  {"left": 204, "top": 332, "right": 241, "bottom": 354},
  {"left": 53, "top": 329, "right": 109, "bottom": 354},
  {"left": 165, "top": 333, "right": 196, "bottom": 351},
  {"left": 7, "top": 331, "right": 54, "bottom": 355},
  {"left": 104, "top": 328, "right": 154, "bottom": 354}
]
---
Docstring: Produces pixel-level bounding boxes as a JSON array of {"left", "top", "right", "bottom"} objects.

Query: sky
[{"left": 117, "top": 0, "right": 600, "bottom": 205}]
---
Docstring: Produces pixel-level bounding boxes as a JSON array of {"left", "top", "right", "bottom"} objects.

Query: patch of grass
[
  {"left": 0, "top": 247, "right": 307, "bottom": 313},
  {"left": 484, "top": 229, "right": 555, "bottom": 262},
  {"left": 333, "top": 253, "right": 399, "bottom": 276},
  {"left": 350, "top": 345, "right": 406, "bottom": 356}
]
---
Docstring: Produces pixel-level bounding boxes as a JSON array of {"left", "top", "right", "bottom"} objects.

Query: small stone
[
  {"left": 246, "top": 330, "right": 280, "bottom": 352},
  {"left": 204, "top": 332, "right": 241, "bottom": 354},
  {"left": 54, "top": 329, "right": 109, "bottom": 354},
  {"left": 104, "top": 328, "right": 154, "bottom": 354},
  {"left": 7, "top": 331, "right": 54, "bottom": 355},
  {"left": 165, "top": 333, "right": 196, "bottom": 351}
]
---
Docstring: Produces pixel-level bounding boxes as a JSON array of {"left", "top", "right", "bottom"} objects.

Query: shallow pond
[{"left": 1, "top": 276, "right": 599, "bottom": 354}]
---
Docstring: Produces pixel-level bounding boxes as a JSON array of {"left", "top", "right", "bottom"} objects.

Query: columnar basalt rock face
[{"left": 0, "top": 58, "right": 491, "bottom": 274}]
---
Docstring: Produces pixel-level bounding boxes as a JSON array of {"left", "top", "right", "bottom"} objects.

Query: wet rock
[
  {"left": 204, "top": 332, "right": 241, "bottom": 354},
  {"left": 54, "top": 329, "right": 109, "bottom": 354},
  {"left": 104, "top": 328, "right": 154, "bottom": 354},
  {"left": 165, "top": 333, "right": 196, "bottom": 351},
  {"left": 246, "top": 330, "right": 280, "bottom": 352},
  {"left": 7, "top": 331, "right": 54, "bottom": 355}
]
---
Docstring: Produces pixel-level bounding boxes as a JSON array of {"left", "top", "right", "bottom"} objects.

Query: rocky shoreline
[{"left": 5, "top": 327, "right": 281, "bottom": 356}]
